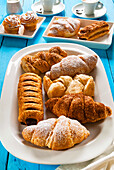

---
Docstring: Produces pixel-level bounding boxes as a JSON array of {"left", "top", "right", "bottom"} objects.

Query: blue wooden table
[{"left": 0, "top": 0, "right": 114, "bottom": 169}]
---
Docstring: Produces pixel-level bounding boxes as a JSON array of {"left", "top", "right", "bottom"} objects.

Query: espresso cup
[
  {"left": 6, "top": 0, "right": 24, "bottom": 14},
  {"left": 82, "top": 0, "right": 103, "bottom": 15},
  {"left": 40, "top": 0, "right": 61, "bottom": 12}
]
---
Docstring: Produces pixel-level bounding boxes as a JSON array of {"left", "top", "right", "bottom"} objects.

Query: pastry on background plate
[
  {"left": 78, "top": 21, "right": 110, "bottom": 41},
  {"left": 45, "top": 93, "right": 112, "bottom": 123},
  {"left": 2, "top": 15, "right": 21, "bottom": 34},
  {"left": 20, "top": 11, "right": 39, "bottom": 31},
  {"left": 18, "top": 73, "right": 44, "bottom": 125},
  {"left": 22, "top": 115, "right": 90, "bottom": 150},
  {"left": 48, "top": 17, "right": 80, "bottom": 38}
]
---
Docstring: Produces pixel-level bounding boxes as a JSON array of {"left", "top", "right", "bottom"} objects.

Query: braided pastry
[
  {"left": 21, "top": 46, "right": 67, "bottom": 74},
  {"left": 48, "top": 18, "right": 80, "bottom": 38},
  {"left": 18, "top": 73, "right": 43, "bottom": 125},
  {"left": 45, "top": 93, "right": 112, "bottom": 123},
  {"left": 22, "top": 115, "right": 90, "bottom": 150},
  {"left": 43, "top": 74, "right": 95, "bottom": 98},
  {"left": 46, "top": 54, "right": 98, "bottom": 80}
]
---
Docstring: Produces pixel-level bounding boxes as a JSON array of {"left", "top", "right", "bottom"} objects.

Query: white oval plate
[
  {"left": 72, "top": 3, "right": 106, "bottom": 19},
  {"left": 31, "top": 1, "right": 65, "bottom": 16},
  {"left": 0, "top": 43, "right": 114, "bottom": 165}
]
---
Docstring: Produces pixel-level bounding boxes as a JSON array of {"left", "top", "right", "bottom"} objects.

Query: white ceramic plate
[
  {"left": 0, "top": 16, "right": 45, "bottom": 39},
  {"left": 72, "top": 3, "right": 106, "bottom": 19},
  {"left": 0, "top": 43, "right": 114, "bottom": 165},
  {"left": 43, "top": 16, "right": 114, "bottom": 49},
  {"left": 31, "top": 1, "right": 65, "bottom": 16}
]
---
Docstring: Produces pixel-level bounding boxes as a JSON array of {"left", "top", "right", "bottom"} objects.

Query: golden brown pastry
[
  {"left": 21, "top": 47, "right": 67, "bottom": 74},
  {"left": 48, "top": 17, "right": 80, "bottom": 38},
  {"left": 22, "top": 115, "right": 90, "bottom": 150},
  {"left": 18, "top": 73, "right": 43, "bottom": 125},
  {"left": 20, "top": 11, "right": 39, "bottom": 31},
  {"left": 2, "top": 15, "right": 21, "bottom": 34},
  {"left": 78, "top": 21, "right": 110, "bottom": 41},
  {"left": 45, "top": 93, "right": 112, "bottom": 123},
  {"left": 49, "top": 46, "right": 67, "bottom": 57},
  {"left": 46, "top": 54, "right": 98, "bottom": 80},
  {"left": 43, "top": 74, "right": 95, "bottom": 98}
]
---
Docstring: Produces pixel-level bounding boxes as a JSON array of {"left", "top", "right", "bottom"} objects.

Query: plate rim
[
  {"left": 0, "top": 43, "right": 114, "bottom": 165},
  {"left": 31, "top": 1, "right": 65, "bottom": 16},
  {"left": 72, "top": 2, "right": 107, "bottom": 19}
]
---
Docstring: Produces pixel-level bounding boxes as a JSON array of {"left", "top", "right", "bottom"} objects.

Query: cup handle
[
  {"left": 54, "top": 0, "right": 61, "bottom": 5},
  {"left": 96, "top": 1, "right": 103, "bottom": 10}
]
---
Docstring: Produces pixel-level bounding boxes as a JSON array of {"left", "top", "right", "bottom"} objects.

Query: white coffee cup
[
  {"left": 40, "top": 0, "right": 61, "bottom": 12},
  {"left": 82, "top": 0, "right": 103, "bottom": 15},
  {"left": 6, "top": 0, "right": 24, "bottom": 14}
]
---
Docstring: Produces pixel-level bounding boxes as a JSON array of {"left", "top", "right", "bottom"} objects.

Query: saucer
[
  {"left": 72, "top": 3, "right": 106, "bottom": 19},
  {"left": 31, "top": 1, "right": 65, "bottom": 16}
]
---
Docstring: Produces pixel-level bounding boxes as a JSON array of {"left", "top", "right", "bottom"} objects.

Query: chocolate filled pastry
[
  {"left": 45, "top": 93, "right": 112, "bottom": 123},
  {"left": 18, "top": 73, "right": 43, "bottom": 125},
  {"left": 20, "top": 11, "right": 39, "bottom": 31},
  {"left": 2, "top": 15, "right": 21, "bottom": 34},
  {"left": 48, "top": 18, "right": 80, "bottom": 38},
  {"left": 22, "top": 115, "right": 90, "bottom": 150},
  {"left": 78, "top": 21, "right": 110, "bottom": 41}
]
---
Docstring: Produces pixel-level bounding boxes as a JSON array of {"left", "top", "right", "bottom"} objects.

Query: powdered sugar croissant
[
  {"left": 46, "top": 54, "right": 98, "bottom": 80},
  {"left": 45, "top": 93, "right": 112, "bottom": 123},
  {"left": 22, "top": 116, "right": 90, "bottom": 150}
]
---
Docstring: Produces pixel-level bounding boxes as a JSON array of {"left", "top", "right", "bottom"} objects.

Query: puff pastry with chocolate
[
  {"left": 78, "top": 21, "right": 110, "bottom": 41},
  {"left": 18, "top": 73, "right": 43, "bottom": 125},
  {"left": 2, "top": 15, "right": 21, "bottom": 34},
  {"left": 20, "top": 11, "right": 39, "bottom": 31},
  {"left": 48, "top": 18, "right": 80, "bottom": 38}
]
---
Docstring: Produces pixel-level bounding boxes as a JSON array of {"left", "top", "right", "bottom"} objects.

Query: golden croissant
[
  {"left": 45, "top": 93, "right": 112, "bottom": 123},
  {"left": 43, "top": 74, "right": 95, "bottom": 98},
  {"left": 21, "top": 46, "right": 67, "bottom": 74},
  {"left": 46, "top": 54, "right": 98, "bottom": 80},
  {"left": 22, "top": 115, "right": 90, "bottom": 150}
]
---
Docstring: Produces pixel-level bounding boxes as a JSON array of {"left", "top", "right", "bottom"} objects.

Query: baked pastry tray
[
  {"left": 0, "top": 43, "right": 113, "bottom": 165},
  {"left": 0, "top": 16, "right": 45, "bottom": 39},
  {"left": 43, "top": 16, "right": 114, "bottom": 49}
]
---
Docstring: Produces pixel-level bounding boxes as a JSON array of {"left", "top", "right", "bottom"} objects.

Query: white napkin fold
[{"left": 56, "top": 141, "right": 114, "bottom": 170}]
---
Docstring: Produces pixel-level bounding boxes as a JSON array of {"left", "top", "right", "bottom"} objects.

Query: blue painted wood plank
[
  {"left": 0, "top": 37, "right": 27, "bottom": 97},
  {"left": 40, "top": 164, "right": 59, "bottom": 170},
  {"left": 7, "top": 154, "right": 39, "bottom": 170},
  {"left": 0, "top": 142, "right": 8, "bottom": 170}
]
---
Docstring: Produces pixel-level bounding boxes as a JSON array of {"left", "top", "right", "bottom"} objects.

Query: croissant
[
  {"left": 48, "top": 18, "right": 80, "bottom": 38},
  {"left": 43, "top": 74, "right": 95, "bottom": 98},
  {"left": 18, "top": 73, "right": 44, "bottom": 125},
  {"left": 78, "top": 21, "right": 109, "bottom": 41},
  {"left": 22, "top": 115, "right": 90, "bottom": 150},
  {"left": 21, "top": 46, "right": 67, "bottom": 74},
  {"left": 46, "top": 54, "right": 98, "bottom": 80},
  {"left": 45, "top": 93, "right": 112, "bottom": 123}
]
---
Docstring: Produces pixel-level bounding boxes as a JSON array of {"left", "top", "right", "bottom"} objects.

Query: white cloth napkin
[{"left": 56, "top": 141, "right": 114, "bottom": 170}]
